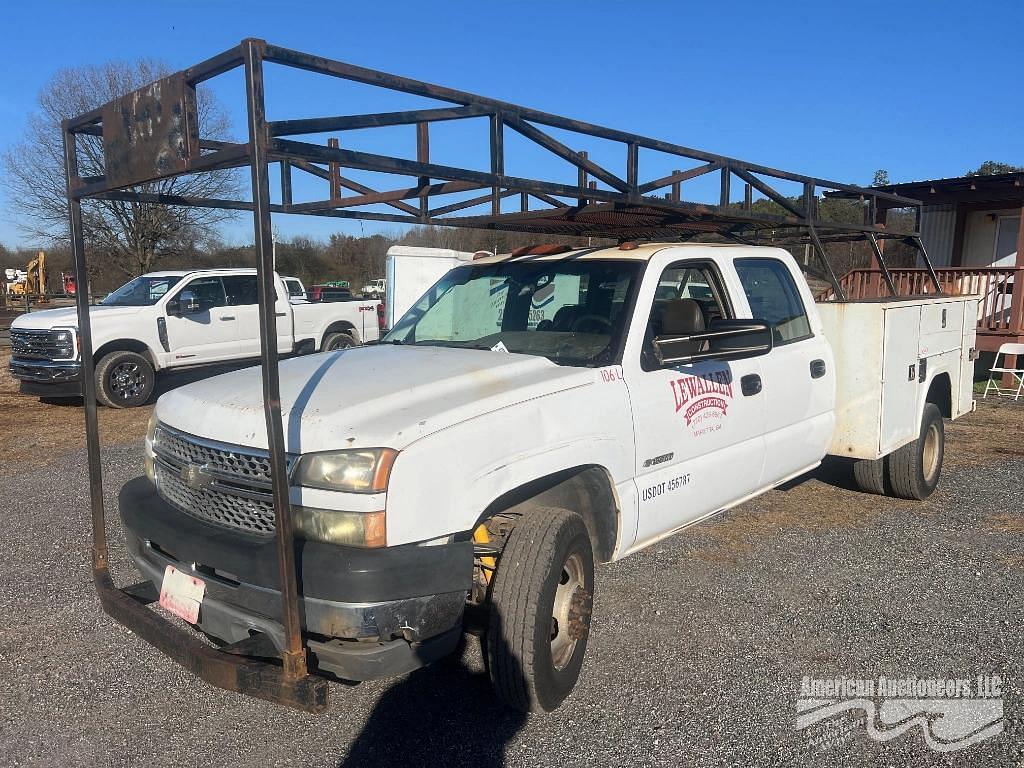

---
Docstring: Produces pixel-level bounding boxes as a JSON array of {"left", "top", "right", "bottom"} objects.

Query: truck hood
[
  {"left": 10, "top": 304, "right": 144, "bottom": 330},
  {"left": 156, "top": 345, "right": 594, "bottom": 453}
]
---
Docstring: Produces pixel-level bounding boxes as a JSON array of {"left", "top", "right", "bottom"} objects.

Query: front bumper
[
  {"left": 10, "top": 358, "right": 82, "bottom": 396},
  {"left": 118, "top": 477, "right": 472, "bottom": 682}
]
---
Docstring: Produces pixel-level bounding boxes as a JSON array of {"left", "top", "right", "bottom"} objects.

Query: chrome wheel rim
[
  {"left": 110, "top": 361, "right": 145, "bottom": 401},
  {"left": 922, "top": 422, "right": 941, "bottom": 483},
  {"left": 327, "top": 335, "right": 351, "bottom": 351},
  {"left": 550, "top": 552, "right": 589, "bottom": 671}
]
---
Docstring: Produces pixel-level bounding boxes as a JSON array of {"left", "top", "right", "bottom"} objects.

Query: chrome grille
[
  {"left": 11, "top": 328, "right": 73, "bottom": 361},
  {"left": 152, "top": 425, "right": 294, "bottom": 536},
  {"left": 155, "top": 465, "right": 277, "bottom": 534},
  {"left": 154, "top": 426, "right": 275, "bottom": 488}
]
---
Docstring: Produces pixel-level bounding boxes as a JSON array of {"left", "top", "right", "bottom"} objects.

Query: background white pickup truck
[
  {"left": 124, "top": 243, "right": 976, "bottom": 712},
  {"left": 9, "top": 268, "right": 382, "bottom": 407}
]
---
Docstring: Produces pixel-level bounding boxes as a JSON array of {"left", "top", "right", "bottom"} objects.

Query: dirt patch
[
  {"left": 985, "top": 513, "right": 1024, "bottom": 535},
  {"left": 691, "top": 469, "right": 914, "bottom": 562},
  {"left": 944, "top": 398, "right": 1024, "bottom": 467},
  {"left": 692, "top": 400, "right": 1024, "bottom": 562},
  {"left": 0, "top": 349, "right": 152, "bottom": 470}
]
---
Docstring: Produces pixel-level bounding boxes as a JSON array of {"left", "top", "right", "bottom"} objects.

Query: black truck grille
[
  {"left": 152, "top": 424, "right": 294, "bottom": 536},
  {"left": 10, "top": 328, "right": 74, "bottom": 361}
]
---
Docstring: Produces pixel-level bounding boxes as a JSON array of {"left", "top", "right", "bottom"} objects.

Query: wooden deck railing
[{"left": 818, "top": 267, "right": 1024, "bottom": 336}]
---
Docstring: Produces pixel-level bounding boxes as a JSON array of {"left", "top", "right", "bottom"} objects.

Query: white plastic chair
[{"left": 983, "top": 343, "right": 1024, "bottom": 401}]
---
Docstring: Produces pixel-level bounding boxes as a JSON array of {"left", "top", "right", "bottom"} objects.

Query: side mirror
[
  {"left": 169, "top": 290, "right": 200, "bottom": 316},
  {"left": 653, "top": 319, "right": 774, "bottom": 367}
]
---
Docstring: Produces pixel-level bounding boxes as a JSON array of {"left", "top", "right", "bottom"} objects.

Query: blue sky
[{"left": 1, "top": 0, "right": 1021, "bottom": 248}]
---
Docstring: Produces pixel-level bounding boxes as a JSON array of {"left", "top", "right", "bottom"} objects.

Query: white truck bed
[
  {"left": 385, "top": 246, "right": 476, "bottom": 328},
  {"left": 817, "top": 295, "right": 978, "bottom": 460}
]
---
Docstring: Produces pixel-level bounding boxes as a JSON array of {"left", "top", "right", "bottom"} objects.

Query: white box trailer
[
  {"left": 385, "top": 246, "right": 476, "bottom": 328},
  {"left": 818, "top": 295, "right": 978, "bottom": 460}
]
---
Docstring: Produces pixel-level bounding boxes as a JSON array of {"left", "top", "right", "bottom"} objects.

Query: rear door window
[
  {"left": 222, "top": 275, "right": 259, "bottom": 306},
  {"left": 734, "top": 258, "right": 811, "bottom": 344}
]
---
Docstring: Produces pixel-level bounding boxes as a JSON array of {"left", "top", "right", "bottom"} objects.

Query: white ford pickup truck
[
  {"left": 9, "top": 268, "right": 382, "bottom": 407},
  {"left": 120, "top": 243, "right": 976, "bottom": 712}
]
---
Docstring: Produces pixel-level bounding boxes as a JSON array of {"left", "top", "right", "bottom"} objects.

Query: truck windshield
[
  {"left": 102, "top": 276, "right": 182, "bottom": 306},
  {"left": 384, "top": 259, "right": 641, "bottom": 366}
]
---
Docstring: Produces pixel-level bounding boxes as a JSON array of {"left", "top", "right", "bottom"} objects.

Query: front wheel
[
  {"left": 95, "top": 351, "right": 155, "bottom": 408},
  {"left": 486, "top": 507, "right": 594, "bottom": 713},
  {"left": 887, "top": 403, "right": 944, "bottom": 500}
]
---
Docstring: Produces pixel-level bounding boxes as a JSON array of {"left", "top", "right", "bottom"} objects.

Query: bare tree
[{"left": 2, "top": 60, "right": 241, "bottom": 279}]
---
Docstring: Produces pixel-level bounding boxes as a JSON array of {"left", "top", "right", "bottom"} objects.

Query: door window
[
  {"left": 734, "top": 259, "right": 811, "bottom": 344},
  {"left": 642, "top": 263, "right": 730, "bottom": 371},
  {"left": 181, "top": 277, "right": 227, "bottom": 311},
  {"left": 222, "top": 275, "right": 259, "bottom": 306}
]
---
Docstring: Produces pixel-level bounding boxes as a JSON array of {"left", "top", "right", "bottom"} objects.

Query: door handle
[
  {"left": 275, "top": 312, "right": 287, "bottom": 317},
  {"left": 810, "top": 359, "right": 826, "bottom": 379},
  {"left": 219, "top": 315, "right": 236, "bottom": 321},
  {"left": 741, "top": 373, "right": 762, "bottom": 396}
]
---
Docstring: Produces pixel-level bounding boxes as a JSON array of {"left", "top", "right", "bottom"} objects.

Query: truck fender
[
  {"left": 473, "top": 464, "right": 621, "bottom": 564},
  {"left": 320, "top": 320, "right": 359, "bottom": 348},
  {"left": 94, "top": 339, "right": 160, "bottom": 371},
  {"left": 386, "top": 430, "right": 633, "bottom": 554},
  {"left": 923, "top": 370, "right": 952, "bottom": 419}
]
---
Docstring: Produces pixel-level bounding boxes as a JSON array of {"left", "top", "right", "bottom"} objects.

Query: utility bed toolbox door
[
  {"left": 958, "top": 298, "right": 979, "bottom": 417},
  {"left": 919, "top": 300, "right": 965, "bottom": 358},
  {"left": 881, "top": 305, "right": 922, "bottom": 453}
]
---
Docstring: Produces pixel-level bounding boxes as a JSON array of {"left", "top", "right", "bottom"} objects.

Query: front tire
[
  {"left": 95, "top": 351, "right": 155, "bottom": 408},
  {"left": 887, "top": 403, "right": 944, "bottom": 500},
  {"left": 486, "top": 506, "right": 594, "bottom": 713}
]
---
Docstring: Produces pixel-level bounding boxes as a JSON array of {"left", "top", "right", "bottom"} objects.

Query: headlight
[
  {"left": 51, "top": 328, "right": 77, "bottom": 361},
  {"left": 293, "top": 507, "right": 386, "bottom": 547},
  {"left": 292, "top": 448, "right": 397, "bottom": 493},
  {"left": 143, "top": 413, "right": 158, "bottom": 483}
]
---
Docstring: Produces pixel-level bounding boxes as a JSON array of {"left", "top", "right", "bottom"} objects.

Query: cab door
[
  {"left": 731, "top": 256, "right": 835, "bottom": 485},
  {"left": 622, "top": 250, "right": 767, "bottom": 548},
  {"left": 225, "top": 274, "right": 293, "bottom": 358},
  {"left": 163, "top": 276, "right": 236, "bottom": 365}
]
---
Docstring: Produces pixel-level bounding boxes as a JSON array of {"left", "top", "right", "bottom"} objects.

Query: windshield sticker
[
  {"left": 670, "top": 370, "right": 734, "bottom": 431},
  {"left": 532, "top": 281, "right": 555, "bottom": 309},
  {"left": 491, "top": 341, "right": 510, "bottom": 354}
]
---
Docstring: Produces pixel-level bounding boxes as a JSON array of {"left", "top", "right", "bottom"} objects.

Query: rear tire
[
  {"left": 321, "top": 331, "right": 355, "bottom": 352},
  {"left": 853, "top": 456, "right": 887, "bottom": 495},
  {"left": 95, "top": 351, "right": 155, "bottom": 408},
  {"left": 887, "top": 403, "right": 944, "bottom": 500},
  {"left": 486, "top": 506, "right": 594, "bottom": 713}
]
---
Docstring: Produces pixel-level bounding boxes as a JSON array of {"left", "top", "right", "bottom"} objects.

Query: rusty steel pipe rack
[{"left": 63, "top": 38, "right": 936, "bottom": 712}]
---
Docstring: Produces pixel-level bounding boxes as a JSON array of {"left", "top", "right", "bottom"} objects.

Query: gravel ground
[{"left": 1, "top": 414, "right": 1023, "bottom": 767}]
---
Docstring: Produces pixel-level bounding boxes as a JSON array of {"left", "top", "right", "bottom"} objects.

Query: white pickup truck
[
  {"left": 9, "top": 268, "right": 381, "bottom": 407},
  {"left": 120, "top": 243, "right": 976, "bottom": 712}
]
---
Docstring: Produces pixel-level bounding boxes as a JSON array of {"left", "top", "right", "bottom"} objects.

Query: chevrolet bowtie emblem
[{"left": 180, "top": 463, "right": 215, "bottom": 491}]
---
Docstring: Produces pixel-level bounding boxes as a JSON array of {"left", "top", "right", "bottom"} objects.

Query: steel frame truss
[{"left": 62, "top": 38, "right": 936, "bottom": 712}]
